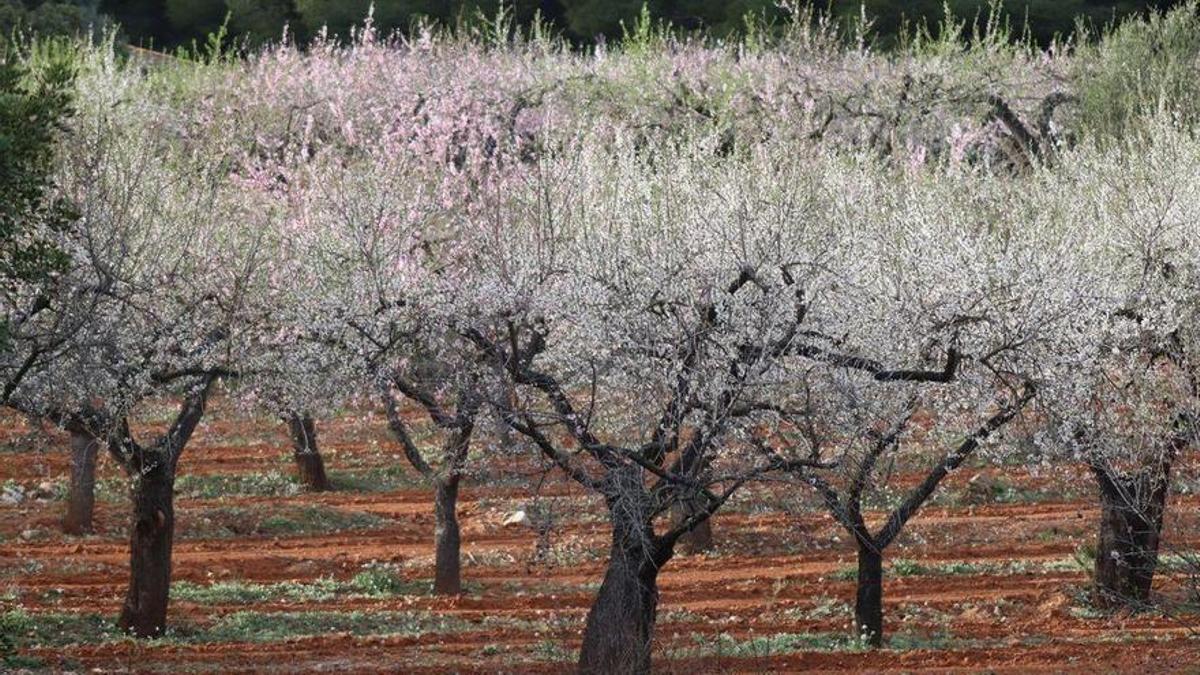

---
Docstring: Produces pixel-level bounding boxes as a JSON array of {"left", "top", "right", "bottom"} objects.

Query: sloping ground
[{"left": 1, "top": 405, "right": 1198, "bottom": 673}]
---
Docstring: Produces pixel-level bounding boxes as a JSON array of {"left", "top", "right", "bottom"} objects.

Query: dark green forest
[{"left": 0, "top": 1, "right": 1189, "bottom": 48}]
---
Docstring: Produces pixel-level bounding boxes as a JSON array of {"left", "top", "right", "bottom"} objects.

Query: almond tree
[
  {"left": 1034, "top": 119, "right": 1200, "bottom": 609},
  {"left": 748, "top": 154, "right": 1080, "bottom": 643},
  {"left": 6, "top": 46, "right": 266, "bottom": 637},
  {"left": 224, "top": 25, "right": 568, "bottom": 595},
  {"left": 454, "top": 132, "right": 862, "bottom": 673},
  {"left": 260, "top": 138, "right": 490, "bottom": 595},
  {"left": 0, "top": 44, "right": 94, "bottom": 533}
]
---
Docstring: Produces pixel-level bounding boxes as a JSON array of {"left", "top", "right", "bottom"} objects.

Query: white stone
[{"left": 502, "top": 510, "right": 529, "bottom": 528}]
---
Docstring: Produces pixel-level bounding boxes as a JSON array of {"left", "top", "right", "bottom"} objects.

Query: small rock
[
  {"left": 1, "top": 486, "right": 25, "bottom": 505},
  {"left": 36, "top": 481, "right": 55, "bottom": 495},
  {"left": 502, "top": 510, "right": 529, "bottom": 528},
  {"left": 19, "top": 529, "right": 37, "bottom": 541}
]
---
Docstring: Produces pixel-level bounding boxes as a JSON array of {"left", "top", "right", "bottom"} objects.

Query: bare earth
[{"left": 2, "top": 401, "right": 1198, "bottom": 673}]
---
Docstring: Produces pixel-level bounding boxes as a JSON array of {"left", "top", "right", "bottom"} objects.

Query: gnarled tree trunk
[
  {"left": 1093, "top": 468, "right": 1169, "bottom": 609},
  {"left": 855, "top": 542, "right": 885, "bottom": 647},
  {"left": 286, "top": 413, "right": 331, "bottom": 492},
  {"left": 63, "top": 425, "right": 99, "bottom": 535},
  {"left": 119, "top": 459, "right": 175, "bottom": 638},
  {"left": 110, "top": 377, "right": 213, "bottom": 639},
  {"left": 579, "top": 489, "right": 671, "bottom": 675},
  {"left": 433, "top": 477, "right": 462, "bottom": 595}
]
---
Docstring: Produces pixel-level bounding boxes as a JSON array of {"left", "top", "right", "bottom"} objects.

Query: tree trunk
[
  {"left": 433, "top": 477, "right": 462, "bottom": 595},
  {"left": 855, "top": 542, "right": 885, "bottom": 647},
  {"left": 1093, "top": 469, "right": 1169, "bottom": 609},
  {"left": 63, "top": 426, "right": 99, "bottom": 535},
  {"left": 672, "top": 499, "right": 713, "bottom": 554},
  {"left": 578, "top": 507, "right": 667, "bottom": 675},
  {"left": 287, "top": 414, "right": 331, "bottom": 492},
  {"left": 118, "top": 461, "right": 175, "bottom": 638}
]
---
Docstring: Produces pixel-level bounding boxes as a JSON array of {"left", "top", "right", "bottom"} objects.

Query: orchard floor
[{"left": 2, "top": 400, "right": 1200, "bottom": 673}]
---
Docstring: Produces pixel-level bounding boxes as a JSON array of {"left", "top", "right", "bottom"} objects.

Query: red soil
[{"left": 1, "top": 405, "right": 1198, "bottom": 672}]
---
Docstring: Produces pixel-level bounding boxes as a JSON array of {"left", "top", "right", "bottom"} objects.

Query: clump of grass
[
  {"left": 200, "top": 610, "right": 475, "bottom": 643},
  {"left": 328, "top": 466, "right": 423, "bottom": 492},
  {"left": 785, "top": 597, "right": 852, "bottom": 621},
  {"left": 830, "top": 557, "right": 1067, "bottom": 581},
  {"left": 181, "top": 504, "right": 386, "bottom": 539},
  {"left": 669, "top": 631, "right": 862, "bottom": 659},
  {"left": 175, "top": 471, "right": 301, "bottom": 499},
  {"left": 97, "top": 467, "right": 420, "bottom": 503},
  {"left": 530, "top": 639, "right": 574, "bottom": 662},
  {"left": 0, "top": 607, "right": 488, "bottom": 650},
  {"left": 173, "top": 563, "right": 450, "bottom": 605},
  {"left": 0, "top": 610, "right": 121, "bottom": 650},
  {"left": 887, "top": 630, "right": 979, "bottom": 650}
]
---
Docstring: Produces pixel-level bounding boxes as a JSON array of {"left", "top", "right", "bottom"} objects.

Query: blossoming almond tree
[
  {"left": 0, "top": 44, "right": 98, "bottom": 534},
  {"left": 263, "top": 138, "right": 491, "bottom": 595},
  {"left": 456, "top": 132, "right": 861, "bottom": 673},
  {"left": 747, "top": 157, "right": 1093, "bottom": 646},
  {"left": 226, "top": 30, "right": 539, "bottom": 594},
  {"left": 7, "top": 47, "right": 269, "bottom": 637},
  {"left": 1032, "top": 119, "right": 1200, "bottom": 608}
]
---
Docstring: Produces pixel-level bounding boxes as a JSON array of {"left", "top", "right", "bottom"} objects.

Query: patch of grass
[
  {"left": 199, "top": 610, "right": 475, "bottom": 643},
  {"left": 98, "top": 467, "right": 422, "bottom": 503},
  {"left": 1157, "top": 552, "right": 1200, "bottom": 572},
  {"left": 479, "top": 643, "right": 506, "bottom": 657},
  {"left": 498, "top": 578, "right": 600, "bottom": 597},
  {"left": 173, "top": 579, "right": 337, "bottom": 605},
  {"left": 891, "top": 559, "right": 927, "bottom": 576},
  {"left": 829, "top": 566, "right": 857, "bottom": 581},
  {"left": 785, "top": 597, "right": 852, "bottom": 621},
  {"left": 0, "top": 607, "right": 492, "bottom": 650},
  {"left": 0, "top": 610, "right": 122, "bottom": 650},
  {"left": 670, "top": 631, "right": 862, "bottom": 659},
  {"left": 175, "top": 472, "right": 301, "bottom": 499},
  {"left": 888, "top": 630, "right": 978, "bottom": 650},
  {"left": 174, "top": 563, "right": 480, "bottom": 605},
  {"left": 893, "top": 558, "right": 1036, "bottom": 577},
  {"left": 181, "top": 504, "right": 386, "bottom": 539},
  {"left": 659, "top": 608, "right": 706, "bottom": 623},
  {"left": 327, "top": 466, "right": 422, "bottom": 492},
  {"left": 348, "top": 563, "right": 432, "bottom": 595},
  {"left": 530, "top": 638, "right": 574, "bottom": 661},
  {"left": 830, "top": 557, "right": 1073, "bottom": 581}
]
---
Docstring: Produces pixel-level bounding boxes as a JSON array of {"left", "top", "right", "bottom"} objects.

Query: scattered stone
[
  {"left": 19, "top": 529, "right": 37, "bottom": 541},
  {"left": 502, "top": 510, "right": 529, "bottom": 528},
  {"left": 31, "top": 481, "right": 56, "bottom": 500},
  {"left": 1, "top": 486, "right": 24, "bottom": 505}
]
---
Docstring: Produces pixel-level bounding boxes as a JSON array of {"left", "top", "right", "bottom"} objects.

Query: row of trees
[{"left": 3, "top": 13, "right": 1198, "bottom": 672}]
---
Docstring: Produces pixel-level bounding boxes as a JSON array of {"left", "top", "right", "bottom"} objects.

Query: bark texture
[
  {"left": 287, "top": 413, "right": 331, "bottom": 492},
  {"left": 433, "top": 477, "right": 462, "bottom": 595},
  {"left": 855, "top": 543, "right": 884, "bottom": 647},
  {"left": 118, "top": 460, "right": 175, "bottom": 638},
  {"left": 1093, "top": 468, "right": 1169, "bottom": 609},
  {"left": 63, "top": 425, "right": 99, "bottom": 535},
  {"left": 578, "top": 510, "right": 667, "bottom": 675},
  {"left": 579, "top": 468, "right": 674, "bottom": 675}
]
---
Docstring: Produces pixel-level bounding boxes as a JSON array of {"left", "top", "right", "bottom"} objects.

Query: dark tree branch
[{"left": 874, "top": 383, "right": 1035, "bottom": 548}]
